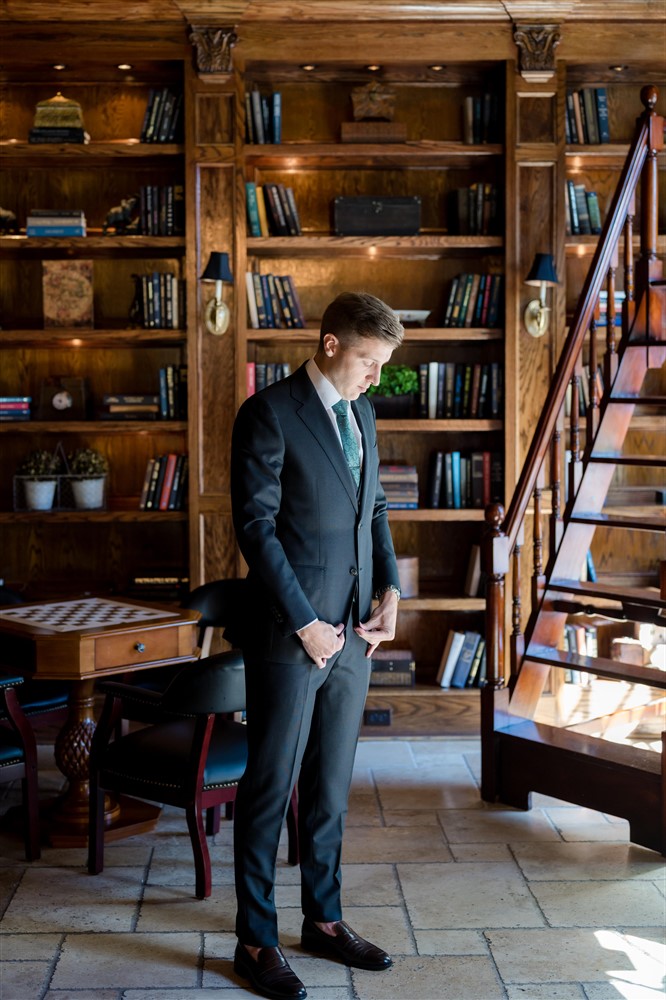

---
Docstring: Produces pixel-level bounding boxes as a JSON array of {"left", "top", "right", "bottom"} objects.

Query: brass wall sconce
[
  {"left": 524, "top": 252, "right": 559, "bottom": 337},
  {"left": 200, "top": 251, "right": 233, "bottom": 336}
]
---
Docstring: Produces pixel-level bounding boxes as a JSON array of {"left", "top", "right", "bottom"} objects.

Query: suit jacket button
[{"left": 350, "top": 567, "right": 358, "bottom": 576}]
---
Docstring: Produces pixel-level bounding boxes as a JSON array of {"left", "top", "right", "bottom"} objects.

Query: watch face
[{"left": 52, "top": 390, "right": 73, "bottom": 411}]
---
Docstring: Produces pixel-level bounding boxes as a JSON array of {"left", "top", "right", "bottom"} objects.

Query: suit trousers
[{"left": 234, "top": 621, "right": 370, "bottom": 947}]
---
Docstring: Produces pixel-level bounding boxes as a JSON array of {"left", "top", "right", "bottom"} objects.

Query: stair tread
[
  {"left": 548, "top": 578, "right": 666, "bottom": 608},
  {"left": 570, "top": 512, "right": 666, "bottom": 530},
  {"left": 526, "top": 643, "right": 666, "bottom": 689},
  {"left": 495, "top": 719, "right": 661, "bottom": 774},
  {"left": 590, "top": 454, "right": 666, "bottom": 467}
]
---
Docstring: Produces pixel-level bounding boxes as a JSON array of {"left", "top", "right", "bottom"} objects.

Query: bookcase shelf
[
  {"left": 378, "top": 419, "right": 502, "bottom": 432},
  {"left": 244, "top": 141, "right": 503, "bottom": 166},
  {"left": 388, "top": 509, "right": 486, "bottom": 522},
  {"left": 0, "top": 235, "right": 186, "bottom": 256},
  {"left": 246, "top": 327, "right": 503, "bottom": 344},
  {"left": 0, "top": 509, "right": 188, "bottom": 523},
  {"left": 0, "top": 141, "right": 184, "bottom": 160},
  {"left": 0, "top": 421, "right": 187, "bottom": 434},
  {"left": 246, "top": 235, "right": 504, "bottom": 256},
  {"left": 1, "top": 329, "right": 187, "bottom": 348}
]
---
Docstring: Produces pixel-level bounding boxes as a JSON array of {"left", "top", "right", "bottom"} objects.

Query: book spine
[
  {"left": 27, "top": 226, "right": 86, "bottom": 237},
  {"left": 272, "top": 91, "right": 282, "bottom": 143},
  {"left": 595, "top": 87, "right": 610, "bottom": 143},
  {"left": 139, "top": 458, "right": 155, "bottom": 509},
  {"left": 245, "top": 271, "right": 260, "bottom": 329},
  {"left": 245, "top": 182, "right": 262, "bottom": 238},
  {"left": 250, "top": 89, "right": 265, "bottom": 143},
  {"left": 158, "top": 453, "right": 178, "bottom": 510}
]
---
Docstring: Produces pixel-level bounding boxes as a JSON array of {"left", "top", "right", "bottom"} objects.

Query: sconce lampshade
[
  {"left": 200, "top": 251, "right": 233, "bottom": 283},
  {"left": 525, "top": 252, "right": 559, "bottom": 287}
]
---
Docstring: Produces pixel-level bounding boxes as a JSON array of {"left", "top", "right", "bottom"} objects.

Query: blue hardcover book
[
  {"left": 450, "top": 451, "right": 462, "bottom": 509},
  {"left": 594, "top": 87, "right": 610, "bottom": 143},
  {"left": 443, "top": 452, "right": 454, "bottom": 508},
  {"left": 260, "top": 274, "right": 275, "bottom": 327},
  {"left": 27, "top": 225, "right": 86, "bottom": 237},
  {"left": 158, "top": 367, "right": 169, "bottom": 418},
  {"left": 450, "top": 631, "right": 482, "bottom": 688},
  {"left": 245, "top": 182, "right": 262, "bottom": 237},
  {"left": 452, "top": 364, "right": 464, "bottom": 418},
  {"left": 272, "top": 92, "right": 282, "bottom": 143}
]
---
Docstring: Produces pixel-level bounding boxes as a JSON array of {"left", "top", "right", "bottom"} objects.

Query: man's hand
[
  {"left": 354, "top": 590, "right": 398, "bottom": 658},
  {"left": 297, "top": 620, "right": 345, "bottom": 669}
]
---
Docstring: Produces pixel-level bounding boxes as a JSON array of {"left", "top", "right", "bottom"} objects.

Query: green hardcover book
[{"left": 245, "top": 182, "right": 262, "bottom": 238}]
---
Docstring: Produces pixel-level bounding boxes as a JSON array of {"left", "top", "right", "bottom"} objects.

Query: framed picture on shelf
[
  {"left": 35, "top": 376, "right": 89, "bottom": 420},
  {"left": 42, "top": 259, "right": 94, "bottom": 328}
]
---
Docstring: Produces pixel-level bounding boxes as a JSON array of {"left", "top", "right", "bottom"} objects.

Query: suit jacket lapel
[{"left": 291, "top": 366, "right": 359, "bottom": 510}]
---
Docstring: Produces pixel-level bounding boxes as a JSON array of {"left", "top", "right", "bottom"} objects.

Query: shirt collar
[{"left": 305, "top": 356, "right": 344, "bottom": 410}]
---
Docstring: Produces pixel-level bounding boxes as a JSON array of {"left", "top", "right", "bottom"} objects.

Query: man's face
[{"left": 323, "top": 335, "right": 394, "bottom": 400}]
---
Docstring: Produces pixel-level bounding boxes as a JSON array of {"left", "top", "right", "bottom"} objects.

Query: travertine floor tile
[
  {"left": 344, "top": 791, "right": 383, "bottom": 827},
  {"left": 583, "top": 984, "right": 666, "bottom": 1000},
  {"left": 352, "top": 954, "right": 504, "bottom": 999},
  {"left": 1, "top": 932, "right": 60, "bottom": 960},
  {"left": 342, "top": 825, "right": 451, "bottom": 863},
  {"left": 44, "top": 991, "right": 119, "bottom": 999},
  {"left": 203, "top": 930, "right": 238, "bottom": 959},
  {"left": 438, "top": 806, "right": 561, "bottom": 842},
  {"left": 505, "top": 984, "right": 586, "bottom": 998},
  {"left": 545, "top": 805, "right": 631, "bottom": 842},
  {"left": 137, "top": 883, "right": 237, "bottom": 932},
  {"left": 409, "top": 738, "right": 480, "bottom": 764},
  {"left": 414, "top": 928, "right": 489, "bottom": 955},
  {"left": 375, "top": 765, "right": 481, "bottom": 811},
  {"left": 487, "top": 927, "right": 660, "bottom": 983},
  {"left": 354, "top": 740, "right": 415, "bottom": 769},
  {"left": 530, "top": 880, "right": 666, "bottom": 926},
  {"left": 511, "top": 843, "right": 665, "bottom": 881},
  {"left": 2, "top": 867, "right": 144, "bottom": 933},
  {"left": 398, "top": 861, "right": 544, "bottom": 929},
  {"left": 51, "top": 932, "right": 200, "bottom": 989},
  {"left": 0, "top": 865, "right": 22, "bottom": 910},
  {"left": 203, "top": 955, "right": 351, "bottom": 990},
  {"left": 381, "top": 809, "right": 441, "bottom": 827},
  {"left": 0, "top": 961, "right": 50, "bottom": 999},
  {"left": 148, "top": 850, "right": 235, "bottom": 886},
  {"left": 448, "top": 843, "right": 514, "bottom": 862}
]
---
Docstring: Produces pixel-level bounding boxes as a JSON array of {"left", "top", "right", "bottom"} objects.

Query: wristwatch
[{"left": 374, "top": 584, "right": 401, "bottom": 601}]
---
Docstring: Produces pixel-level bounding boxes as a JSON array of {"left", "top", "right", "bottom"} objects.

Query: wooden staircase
[{"left": 480, "top": 86, "right": 666, "bottom": 854}]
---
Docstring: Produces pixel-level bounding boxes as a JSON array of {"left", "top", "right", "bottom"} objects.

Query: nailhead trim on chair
[
  {"left": 0, "top": 756, "right": 24, "bottom": 767},
  {"left": 103, "top": 769, "right": 239, "bottom": 791}
]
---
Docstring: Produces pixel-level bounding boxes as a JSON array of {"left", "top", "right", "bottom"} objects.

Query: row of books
[
  {"left": 418, "top": 361, "right": 502, "bottom": 420},
  {"left": 245, "top": 89, "right": 282, "bottom": 144},
  {"left": 436, "top": 629, "right": 486, "bottom": 688},
  {"left": 443, "top": 273, "right": 503, "bottom": 328},
  {"left": 565, "top": 87, "right": 611, "bottom": 145},
  {"left": 133, "top": 272, "right": 186, "bottom": 329},
  {"left": 461, "top": 93, "right": 502, "bottom": 145},
  {"left": 246, "top": 362, "right": 292, "bottom": 396},
  {"left": 26, "top": 208, "right": 86, "bottom": 237},
  {"left": 426, "top": 449, "right": 503, "bottom": 510},
  {"left": 137, "top": 185, "right": 184, "bottom": 236},
  {"left": 566, "top": 180, "right": 602, "bottom": 236},
  {"left": 246, "top": 181, "right": 302, "bottom": 237},
  {"left": 245, "top": 272, "right": 305, "bottom": 329},
  {"left": 379, "top": 464, "right": 419, "bottom": 510},
  {"left": 29, "top": 126, "right": 86, "bottom": 144},
  {"left": 159, "top": 364, "right": 187, "bottom": 420},
  {"left": 449, "top": 183, "right": 500, "bottom": 236},
  {"left": 139, "top": 453, "right": 189, "bottom": 511},
  {"left": 140, "top": 87, "right": 183, "bottom": 144},
  {"left": 0, "top": 395, "right": 31, "bottom": 422}
]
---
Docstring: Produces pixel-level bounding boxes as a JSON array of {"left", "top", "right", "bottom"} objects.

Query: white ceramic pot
[
  {"left": 71, "top": 477, "right": 105, "bottom": 510},
  {"left": 24, "top": 478, "right": 57, "bottom": 511}
]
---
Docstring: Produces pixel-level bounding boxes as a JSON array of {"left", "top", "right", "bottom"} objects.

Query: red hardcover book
[
  {"left": 158, "top": 453, "right": 178, "bottom": 510},
  {"left": 482, "top": 450, "right": 491, "bottom": 507}
]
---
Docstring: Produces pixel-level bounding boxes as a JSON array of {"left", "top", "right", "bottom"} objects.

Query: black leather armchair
[{"left": 0, "top": 677, "right": 41, "bottom": 860}]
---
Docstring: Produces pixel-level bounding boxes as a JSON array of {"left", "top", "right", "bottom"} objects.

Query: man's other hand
[{"left": 297, "top": 620, "right": 345, "bottom": 669}]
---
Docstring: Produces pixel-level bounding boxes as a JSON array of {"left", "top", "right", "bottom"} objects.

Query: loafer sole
[{"left": 300, "top": 933, "right": 392, "bottom": 971}]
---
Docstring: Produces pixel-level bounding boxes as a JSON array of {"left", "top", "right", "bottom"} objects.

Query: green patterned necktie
[{"left": 332, "top": 399, "right": 361, "bottom": 487}]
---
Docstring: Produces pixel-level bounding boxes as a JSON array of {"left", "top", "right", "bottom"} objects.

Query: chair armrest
[{"left": 0, "top": 675, "right": 24, "bottom": 690}]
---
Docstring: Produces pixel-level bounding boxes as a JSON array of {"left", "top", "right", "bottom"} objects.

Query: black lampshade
[
  {"left": 525, "top": 252, "right": 559, "bottom": 287},
  {"left": 200, "top": 251, "right": 233, "bottom": 283}
]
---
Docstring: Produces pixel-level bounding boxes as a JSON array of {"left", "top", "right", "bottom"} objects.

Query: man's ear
[{"left": 322, "top": 333, "right": 340, "bottom": 357}]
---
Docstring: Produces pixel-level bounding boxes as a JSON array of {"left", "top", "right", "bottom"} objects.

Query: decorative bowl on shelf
[{"left": 393, "top": 309, "right": 431, "bottom": 327}]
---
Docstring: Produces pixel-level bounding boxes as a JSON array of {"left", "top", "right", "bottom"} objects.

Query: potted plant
[
  {"left": 66, "top": 447, "right": 109, "bottom": 510},
  {"left": 15, "top": 449, "right": 63, "bottom": 511},
  {"left": 366, "top": 364, "right": 420, "bottom": 418}
]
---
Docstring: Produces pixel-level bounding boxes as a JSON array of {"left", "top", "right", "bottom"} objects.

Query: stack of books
[
  {"left": 138, "top": 185, "right": 184, "bottom": 235},
  {"left": 245, "top": 272, "right": 305, "bottom": 329},
  {"left": 565, "top": 87, "right": 610, "bottom": 145},
  {"left": 418, "top": 361, "right": 502, "bottom": 420},
  {"left": 461, "top": 92, "right": 502, "bottom": 144},
  {"left": 443, "top": 273, "right": 503, "bottom": 328},
  {"left": 26, "top": 209, "right": 86, "bottom": 237},
  {"left": 436, "top": 629, "right": 486, "bottom": 688},
  {"left": 565, "top": 180, "right": 602, "bottom": 235},
  {"left": 426, "top": 450, "right": 503, "bottom": 509},
  {"left": 99, "top": 394, "right": 160, "bottom": 421},
  {"left": 246, "top": 362, "right": 291, "bottom": 396},
  {"left": 0, "top": 395, "right": 31, "bottom": 422},
  {"left": 158, "top": 364, "right": 187, "bottom": 420},
  {"left": 139, "top": 453, "right": 188, "bottom": 511},
  {"left": 246, "top": 181, "right": 302, "bottom": 237},
  {"left": 135, "top": 272, "right": 186, "bottom": 329},
  {"left": 140, "top": 88, "right": 183, "bottom": 144},
  {"left": 379, "top": 464, "right": 419, "bottom": 509},
  {"left": 245, "top": 89, "right": 282, "bottom": 144},
  {"left": 449, "top": 183, "right": 500, "bottom": 235}
]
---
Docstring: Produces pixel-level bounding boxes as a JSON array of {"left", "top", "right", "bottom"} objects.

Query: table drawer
[{"left": 94, "top": 626, "right": 179, "bottom": 670}]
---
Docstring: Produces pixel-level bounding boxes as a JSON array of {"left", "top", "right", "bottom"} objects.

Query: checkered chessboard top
[{"left": 0, "top": 598, "right": 178, "bottom": 633}]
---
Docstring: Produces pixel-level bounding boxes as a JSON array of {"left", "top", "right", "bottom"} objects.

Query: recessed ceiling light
[
  {"left": 609, "top": 64, "right": 628, "bottom": 72},
  {"left": 300, "top": 64, "right": 316, "bottom": 71},
  {"left": 53, "top": 64, "right": 67, "bottom": 71},
  {"left": 429, "top": 65, "right": 444, "bottom": 72},
  {"left": 366, "top": 65, "right": 381, "bottom": 72},
  {"left": 117, "top": 63, "right": 132, "bottom": 71}
]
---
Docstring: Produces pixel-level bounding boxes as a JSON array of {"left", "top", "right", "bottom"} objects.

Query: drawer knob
[{"left": 134, "top": 642, "right": 146, "bottom": 652}]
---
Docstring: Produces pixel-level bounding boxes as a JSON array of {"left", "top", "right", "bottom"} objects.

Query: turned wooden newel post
[
  {"left": 481, "top": 502, "right": 510, "bottom": 803},
  {"left": 510, "top": 521, "right": 525, "bottom": 694}
]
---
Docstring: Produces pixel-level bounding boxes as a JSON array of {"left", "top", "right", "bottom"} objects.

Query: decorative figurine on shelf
[
  {"left": 341, "top": 81, "right": 407, "bottom": 143},
  {"left": 103, "top": 195, "right": 140, "bottom": 235},
  {"left": 0, "top": 207, "right": 17, "bottom": 234}
]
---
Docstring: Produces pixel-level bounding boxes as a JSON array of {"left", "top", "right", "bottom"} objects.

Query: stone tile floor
[{"left": 0, "top": 738, "right": 664, "bottom": 1000}]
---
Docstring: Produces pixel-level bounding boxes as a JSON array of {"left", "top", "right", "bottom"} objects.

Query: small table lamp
[
  {"left": 524, "top": 252, "right": 559, "bottom": 338},
  {"left": 200, "top": 251, "right": 233, "bottom": 335}
]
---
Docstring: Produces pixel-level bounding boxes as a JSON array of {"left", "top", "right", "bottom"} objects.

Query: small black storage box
[{"left": 332, "top": 196, "right": 421, "bottom": 236}]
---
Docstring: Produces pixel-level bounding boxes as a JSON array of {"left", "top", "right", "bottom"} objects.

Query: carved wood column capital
[
  {"left": 513, "top": 23, "right": 561, "bottom": 82},
  {"left": 189, "top": 26, "right": 238, "bottom": 75}
]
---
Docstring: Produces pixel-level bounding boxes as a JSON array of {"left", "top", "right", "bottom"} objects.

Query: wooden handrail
[{"left": 502, "top": 86, "right": 661, "bottom": 552}]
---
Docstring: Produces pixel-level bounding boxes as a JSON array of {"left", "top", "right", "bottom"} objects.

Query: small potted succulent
[
  {"left": 366, "top": 364, "right": 420, "bottom": 418},
  {"left": 15, "top": 449, "right": 63, "bottom": 511},
  {"left": 67, "top": 447, "right": 109, "bottom": 510}
]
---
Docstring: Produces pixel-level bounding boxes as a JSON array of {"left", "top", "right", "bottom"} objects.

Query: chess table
[{"left": 0, "top": 597, "right": 201, "bottom": 847}]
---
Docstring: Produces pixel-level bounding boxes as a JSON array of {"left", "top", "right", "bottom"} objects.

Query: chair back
[
  {"left": 182, "top": 578, "right": 248, "bottom": 654},
  {"left": 161, "top": 649, "right": 246, "bottom": 715}
]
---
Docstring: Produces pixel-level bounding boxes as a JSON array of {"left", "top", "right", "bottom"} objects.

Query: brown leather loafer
[
  {"left": 301, "top": 918, "right": 392, "bottom": 971},
  {"left": 234, "top": 943, "right": 307, "bottom": 1000}
]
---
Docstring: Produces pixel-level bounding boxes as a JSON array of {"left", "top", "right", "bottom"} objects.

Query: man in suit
[{"left": 230, "top": 292, "right": 404, "bottom": 1000}]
